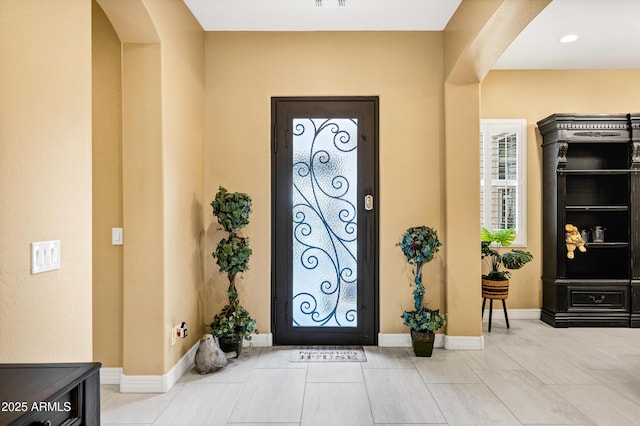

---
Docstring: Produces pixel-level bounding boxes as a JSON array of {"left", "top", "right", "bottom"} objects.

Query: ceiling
[
  {"left": 183, "top": 0, "right": 640, "bottom": 70},
  {"left": 494, "top": 0, "right": 640, "bottom": 70},
  {"left": 182, "top": 0, "right": 462, "bottom": 31}
]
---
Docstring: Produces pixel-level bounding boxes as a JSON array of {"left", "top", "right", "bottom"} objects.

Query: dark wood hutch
[
  {"left": 538, "top": 113, "right": 640, "bottom": 327},
  {"left": 0, "top": 362, "right": 101, "bottom": 426}
]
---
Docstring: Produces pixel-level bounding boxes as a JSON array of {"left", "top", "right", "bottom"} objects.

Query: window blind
[{"left": 480, "top": 119, "right": 527, "bottom": 246}]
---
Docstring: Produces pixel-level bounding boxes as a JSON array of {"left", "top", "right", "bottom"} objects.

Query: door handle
[{"left": 364, "top": 194, "right": 374, "bottom": 211}]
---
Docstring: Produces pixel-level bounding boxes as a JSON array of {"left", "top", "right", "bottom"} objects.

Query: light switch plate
[
  {"left": 112, "top": 228, "right": 123, "bottom": 245},
  {"left": 31, "top": 240, "right": 61, "bottom": 274}
]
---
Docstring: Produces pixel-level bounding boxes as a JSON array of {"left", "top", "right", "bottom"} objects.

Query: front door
[{"left": 271, "top": 97, "right": 378, "bottom": 345}]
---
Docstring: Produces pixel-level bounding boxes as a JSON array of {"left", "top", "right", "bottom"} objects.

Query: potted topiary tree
[
  {"left": 399, "top": 226, "right": 445, "bottom": 357},
  {"left": 481, "top": 227, "right": 533, "bottom": 300},
  {"left": 209, "top": 186, "right": 257, "bottom": 356}
]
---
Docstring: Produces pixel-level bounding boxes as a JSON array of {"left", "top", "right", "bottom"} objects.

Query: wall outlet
[
  {"left": 31, "top": 240, "right": 61, "bottom": 274},
  {"left": 172, "top": 323, "right": 187, "bottom": 346},
  {"left": 177, "top": 322, "right": 187, "bottom": 338}
]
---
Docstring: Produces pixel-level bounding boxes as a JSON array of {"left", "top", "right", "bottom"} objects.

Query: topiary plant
[
  {"left": 398, "top": 226, "right": 446, "bottom": 333},
  {"left": 213, "top": 236, "right": 252, "bottom": 277},
  {"left": 210, "top": 187, "right": 257, "bottom": 346},
  {"left": 210, "top": 186, "right": 251, "bottom": 234}
]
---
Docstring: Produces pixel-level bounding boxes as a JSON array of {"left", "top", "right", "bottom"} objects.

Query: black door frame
[{"left": 270, "top": 96, "right": 379, "bottom": 345}]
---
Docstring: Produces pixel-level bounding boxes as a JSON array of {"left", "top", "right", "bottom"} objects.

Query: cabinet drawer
[
  {"left": 6, "top": 384, "right": 79, "bottom": 426},
  {"left": 568, "top": 286, "right": 628, "bottom": 311},
  {"left": 23, "top": 385, "right": 79, "bottom": 426},
  {"left": 0, "top": 363, "right": 100, "bottom": 426}
]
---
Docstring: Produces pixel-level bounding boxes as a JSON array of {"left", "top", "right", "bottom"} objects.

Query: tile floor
[{"left": 101, "top": 319, "right": 640, "bottom": 425}]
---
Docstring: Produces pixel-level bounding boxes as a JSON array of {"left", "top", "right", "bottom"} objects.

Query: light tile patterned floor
[{"left": 101, "top": 319, "right": 640, "bottom": 425}]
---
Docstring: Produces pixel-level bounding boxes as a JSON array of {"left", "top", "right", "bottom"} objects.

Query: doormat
[{"left": 290, "top": 346, "right": 367, "bottom": 362}]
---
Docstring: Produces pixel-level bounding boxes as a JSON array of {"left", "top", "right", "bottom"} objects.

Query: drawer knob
[{"left": 590, "top": 295, "right": 605, "bottom": 304}]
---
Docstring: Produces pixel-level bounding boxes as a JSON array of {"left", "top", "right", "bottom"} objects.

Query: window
[{"left": 480, "top": 119, "right": 527, "bottom": 246}]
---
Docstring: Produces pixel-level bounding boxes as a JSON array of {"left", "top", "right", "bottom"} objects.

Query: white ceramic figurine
[{"left": 194, "top": 334, "right": 228, "bottom": 374}]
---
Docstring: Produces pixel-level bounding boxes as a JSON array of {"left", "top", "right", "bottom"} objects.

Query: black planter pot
[
  {"left": 218, "top": 335, "right": 243, "bottom": 358},
  {"left": 410, "top": 330, "right": 435, "bottom": 357}
]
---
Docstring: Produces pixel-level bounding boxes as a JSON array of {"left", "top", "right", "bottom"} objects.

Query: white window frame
[{"left": 480, "top": 119, "right": 527, "bottom": 247}]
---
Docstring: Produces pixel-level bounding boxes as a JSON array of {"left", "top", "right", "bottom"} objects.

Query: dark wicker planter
[
  {"left": 482, "top": 278, "right": 509, "bottom": 300},
  {"left": 410, "top": 330, "right": 436, "bottom": 357}
]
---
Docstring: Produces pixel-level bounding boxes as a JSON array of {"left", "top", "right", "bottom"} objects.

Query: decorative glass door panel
[
  {"left": 292, "top": 118, "right": 358, "bottom": 327},
  {"left": 272, "top": 97, "right": 378, "bottom": 345}
]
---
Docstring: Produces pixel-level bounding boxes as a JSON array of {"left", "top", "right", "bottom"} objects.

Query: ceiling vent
[{"left": 316, "top": 0, "right": 346, "bottom": 7}]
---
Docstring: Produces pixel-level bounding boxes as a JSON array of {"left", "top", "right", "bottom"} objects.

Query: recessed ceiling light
[{"left": 560, "top": 34, "right": 579, "bottom": 43}]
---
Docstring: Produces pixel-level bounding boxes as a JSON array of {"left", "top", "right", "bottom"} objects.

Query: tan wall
[
  {"left": 3, "top": 0, "right": 583, "bottom": 373},
  {"left": 441, "top": 0, "right": 549, "bottom": 337},
  {"left": 0, "top": 0, "right": 93, "bottom": 362},
  {"left": 92, "top": 0, "right": 124, "bottom": 368},
  {"left": 205, "top": 32, "right": 446, "bottom": 335},
  {"left": 443, "top": 82, "right": 482, "bottom": 336},
  {"left": 120, "top": 41, "right": 166, "bottom": 375},
  {"left": 96, "top": 0, "right": 205, "bottom": 374},
  {"left": 481, "top": 69, "right": 640, "bottom": 309},
  {"left": 144, "top": 0, "right": 206, "bottom": 372},
  {"left": 443, "top": 0, "right": 501, "bottom": 81}
]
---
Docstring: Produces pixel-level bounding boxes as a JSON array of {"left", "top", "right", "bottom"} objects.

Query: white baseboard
[
  {"left": 377, "top": 333, "right": 410, "bottom": 347},
  {"left": 119, "top": 374, "right": 166, "bottom": 393},
  {"left": 119, "top": 341, "right": 199, "bottom": 393},
  {"left": 377, "top": 333, "right": 444, "bottom": 348},
  {"left": 483, "top": 308, "right": 541, "bottom": 320},
  {"left": 100, "top": 367, "right": 123, "bottom": 385},
  {"left": 107, "top": 333, "right": 273, "bottom": 393},
  {"left": 378, "top": 333, "right": 484, "bottom": 350},
  {"left": 244, "top": 332, "right": 272, "bottom": 347},
  {"left": 444, "top": 335, "right": 484, "bottom": 350}
]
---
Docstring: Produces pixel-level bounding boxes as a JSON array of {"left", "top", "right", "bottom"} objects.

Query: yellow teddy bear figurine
[{"left": 565, "top": 224, "right": 587, "bottom": 259}]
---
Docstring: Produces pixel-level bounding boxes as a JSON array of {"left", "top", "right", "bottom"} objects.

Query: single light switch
[{"left": 112, "top": 228, "right": 123, "bottom": 245}]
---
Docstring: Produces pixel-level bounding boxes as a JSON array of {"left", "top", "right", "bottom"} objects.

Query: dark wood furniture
[
  {"left": 539, "top": 113, "right": 640, "bottom": 327},
  {"left": 0, "top": 362, "right": 101, "bottom": 426}
]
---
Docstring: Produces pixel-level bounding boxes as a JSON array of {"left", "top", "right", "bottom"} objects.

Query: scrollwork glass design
[{"left": 292, "top": 118, "right": 358, "bottom": 327}]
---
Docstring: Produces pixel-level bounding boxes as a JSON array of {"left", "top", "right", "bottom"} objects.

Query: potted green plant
[
  {"left": 399, "top": 226, "right": 445, "bottom": 357},
  {"left": 481, "top": 227, "right": 533, "bottom": 300},
  {"left": 209, "top": 186, "right": 257, "bottom": 356}
]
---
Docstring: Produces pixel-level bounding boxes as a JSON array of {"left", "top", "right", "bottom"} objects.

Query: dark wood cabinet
[
  {"left": 0, "top": 362, "right": 101, "bottom": 426},
  {"left": 539, "top": 113, "right": 640, "bottom": 327}
]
